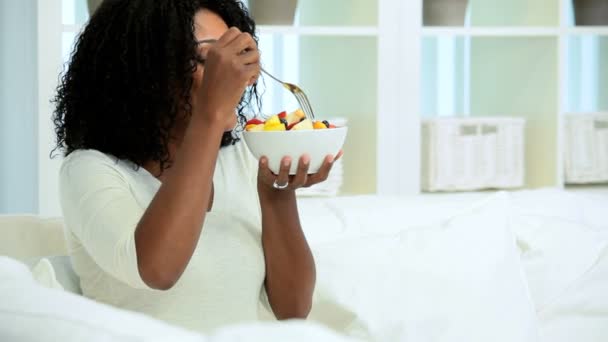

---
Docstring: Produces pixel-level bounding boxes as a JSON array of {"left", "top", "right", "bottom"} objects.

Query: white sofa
[
  {"left": 1, "top": 189, "right": 608, "bottom": 342},
  {"left": 0, "top": 217, "right": 361, "bottom": 342},
  {"left": 0, "top": 215, "right": 67, "bottom": 262}
]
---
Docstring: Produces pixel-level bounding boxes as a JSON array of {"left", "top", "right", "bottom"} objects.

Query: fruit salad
[{"left": 245, "top": 109, "right": 338, "bottom": 132}]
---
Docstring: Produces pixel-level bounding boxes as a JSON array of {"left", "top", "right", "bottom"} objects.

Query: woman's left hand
[{"left": 258, "top": 150, "right": 343, "bottom": 192}]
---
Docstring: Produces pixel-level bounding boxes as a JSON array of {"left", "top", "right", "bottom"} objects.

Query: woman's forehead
[{"left": 194, "top": 9, "right": 229, "bottom": 41}]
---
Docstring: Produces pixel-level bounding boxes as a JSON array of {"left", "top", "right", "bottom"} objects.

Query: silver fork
[
  {"left": 196, "top": 38, "right": 315, "bottom": 120},
  {"left": 260, "top": 67, "right": 316, "bottom": 120}
]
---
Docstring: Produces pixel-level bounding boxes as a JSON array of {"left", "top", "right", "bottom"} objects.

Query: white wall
[
  {"left": 36, "top": 0, "right": 63, "bottom": 217},
  {"left": 0, "top": 0, "right": 62, "bottom": 216},
  {"left": 0, "top": 0, "right": 39, "bottom": 214}
]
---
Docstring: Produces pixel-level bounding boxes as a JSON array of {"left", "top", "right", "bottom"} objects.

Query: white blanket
[
  {"left": 298, "top": 189, "right": 608, "bottom": 342},
  {"left": 509, "top": 190, "right": 608, "bottom": 342},
  {"left": 0, "top": 257, "right": 357, "bottom": 342},
  {"left": 304, "top": 192, "right": 539, "bottom": 341}
]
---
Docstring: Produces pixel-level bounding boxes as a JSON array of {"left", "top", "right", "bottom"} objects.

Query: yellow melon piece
[
  {"left": 263, "top": 123, "right": 286, "bottom": 131},
  {"left": 286, "top": 109, "right": 306, "bottom": 125},
  {"left": 263, "top": 115, "right": 283, "bottom": 131},
  {"left": 292, "top": 119, "right": 313, "bottom": 131},
  {"left": 265, "top": 115, "right": 281, "bottom": 126}
]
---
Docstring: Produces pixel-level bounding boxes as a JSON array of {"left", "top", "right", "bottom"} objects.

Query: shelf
[
  {"left": 257, "top": 25, "right": 378, "bottom": 36},
  {"left": 567, "top": 27, "right": 608, "bottom": 36},
  {"left": 64, "top": 24, "right": 608, "bottom": 38},
  {"left": 297, "top": 0, "right": 378, "bottom": 27},
  {"left": 565, "top": 184, "right": 608, "bottom": 195},
  {"left": 62, "top": 24, "right": 379, "bottom": 37},
  {"left": 422, "top": 27, "right": 559, "bottom": 37},
  {"left": 422, "top": 27, "right": 608, "bottom": 37}
]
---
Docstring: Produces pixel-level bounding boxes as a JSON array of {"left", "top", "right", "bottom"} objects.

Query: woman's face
[{"left": 193, "top": 9, "right": 229, "bottom": 83}]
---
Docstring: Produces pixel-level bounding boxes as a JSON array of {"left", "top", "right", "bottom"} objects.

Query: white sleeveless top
[{"left": 59, "top": 140, "right": 268, "bottom": 333}]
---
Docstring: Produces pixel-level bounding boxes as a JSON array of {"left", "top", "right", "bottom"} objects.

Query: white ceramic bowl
[{"left": 243, "top": 127, "right": 348, "bottom": 175}]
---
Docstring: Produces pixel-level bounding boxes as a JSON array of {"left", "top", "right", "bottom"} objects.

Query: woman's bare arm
[
  {"left": 133, "top": 28, "right": 260, "bottom": 290},
  {"left": 259, "top": 187, "right": 315, "bottom": 319},
  {"left": 256, "top": 153, "right": 340, "bottom": 318}
]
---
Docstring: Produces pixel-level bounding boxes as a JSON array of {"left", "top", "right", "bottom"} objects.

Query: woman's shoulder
[
  {"left": 59, "top": 149, "right": 134, "bottom": 184},
  {"left": 62, "top": 149, "right": 120, "bottom": 170},
  {"left": 62, "top": 149, "right": 115, "bottom": 164}
]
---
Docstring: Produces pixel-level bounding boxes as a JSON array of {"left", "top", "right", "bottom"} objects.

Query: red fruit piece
[
  {"left": 246, "top": 118, "right": 264, "bottom": 125},
  {"left": 278, "top": 111, "right": 287, "bottom": 119}
]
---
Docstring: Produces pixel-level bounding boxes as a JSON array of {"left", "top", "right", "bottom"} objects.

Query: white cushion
[
  {"left": 0, "top": 215, "right": 67, "bottom": 261},
  {"left": 0, "top": 256, "right": 33, "bottom": 283},
  {"left": 298, "top": 192, "right": 489, "bottom": 245},
  {"left": 308, "top": 192, "right": 539, "bottom": 341},
  {"left": 30, "top": 258, "right": 65, "bottom": 291},
  {"left": 536, "top": 246, "right": 608, "bottom": 342},
  {"left": 510, "top": 189, "right": 608, "bottom": 310},
  {"left": 0, "top": 257, "right": 357, "bottom": 341},
  {"left": 508, "top": 189, "right": 608, "bottom": 342},
  {"left": 0, "top": 256, "right": 206, "bottom": 342},
  {"left": 29, "top": 256, "right": 82, "bottom": 294}
]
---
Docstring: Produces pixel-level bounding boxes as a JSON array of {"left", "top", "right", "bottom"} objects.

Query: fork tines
[{"left": 294, "top": 91, "right": 315, "bottom": 120}]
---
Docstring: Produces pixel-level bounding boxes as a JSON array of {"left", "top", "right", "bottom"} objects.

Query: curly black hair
[{"left": 52, "top": 0, "right": 260, "bottom": 171}]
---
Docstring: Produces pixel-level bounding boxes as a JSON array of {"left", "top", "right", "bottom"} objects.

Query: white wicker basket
[
  {"left": 564, "top": 113, "right": 608, "bottom": 184},
  {"left": 296, "top": 118, "right": 347, "bottom": 197},
  {"left": 422, "top": 117, "right": 525, "bottom": 192}
]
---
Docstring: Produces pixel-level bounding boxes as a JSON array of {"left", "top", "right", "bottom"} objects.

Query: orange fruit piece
[{"left": 313, "top": 121, "right": 327, "bottom": 130}]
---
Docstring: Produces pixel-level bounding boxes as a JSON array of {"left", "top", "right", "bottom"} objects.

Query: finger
[
  {"left": 290, "top": 155, "right": 311, "bottom": 188},
  {"left": 243, "top": 63, "right": 261, "bottom": 86},
  {"left": 229, "top": 32, "right": 257, "bottom": 55},
  {"left": 275, "top": 156, "right": 292, "bottom": 188},
  {"left": 334, "top": 149, "right": 344, "bottom": 162},
  {"left": 258, "top": 156, "right": 274, "bottom": 183},
  {"left": 243, "top": 61, "right": 260, "bottom": 77},
  {"left": 217, "top": 27, "right": 242, "bottom": 47},
  {"left": 306, "top": 154, "right": 334, "bottom": 185},
  {"left": 239, "top": 49, "right": 260, "bottom": 65}
]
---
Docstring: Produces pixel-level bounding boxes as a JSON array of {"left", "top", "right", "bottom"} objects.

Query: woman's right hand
[{"left": 191, "top": 27, "right": 260, "bottom": 131}]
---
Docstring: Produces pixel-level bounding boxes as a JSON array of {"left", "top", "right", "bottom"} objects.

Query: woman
[{"left": 53, "top": 0, "right": 340, "bottom": 333}]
